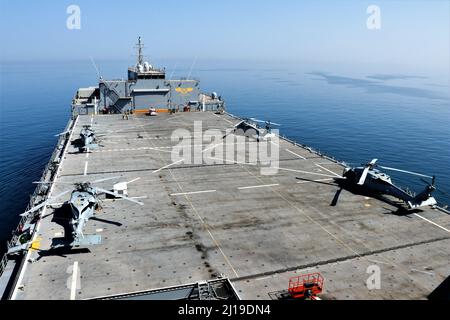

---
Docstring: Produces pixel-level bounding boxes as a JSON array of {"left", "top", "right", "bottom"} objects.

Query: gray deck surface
[{"left": 13, "top": 112, "right": 450, "bottom": 300}]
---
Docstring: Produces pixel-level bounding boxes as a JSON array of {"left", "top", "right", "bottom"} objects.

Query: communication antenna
[
  {"left": 187, "top": 55, "right": 198, "bottom": 80},
  {"left": 89, "top": 56, "right": 101, "bottom": 80},
  {"left": 135, "top": 36, "right": 145, "bottom": 66},
  {"left": 169, "top": 61, "right": 178, "bottom": 80}
]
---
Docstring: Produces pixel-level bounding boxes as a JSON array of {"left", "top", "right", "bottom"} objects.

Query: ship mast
[{"left": 136, "top": 36, "right": 144, "bottom": 66}]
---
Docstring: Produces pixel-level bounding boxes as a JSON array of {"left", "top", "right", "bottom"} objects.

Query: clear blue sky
[{"left": 0, "top": 0, "right": 449, "bottom": 72}]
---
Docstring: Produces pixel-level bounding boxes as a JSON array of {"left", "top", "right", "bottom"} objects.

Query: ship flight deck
[{"left": 11, "top": 112, "right": 450, "bottom": 300}]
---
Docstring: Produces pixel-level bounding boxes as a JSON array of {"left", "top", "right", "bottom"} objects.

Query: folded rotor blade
[
  {"left": 250, "top": 118, "right": 281, "bottom": 126},
  {"left": 33, "top": 181, "right": 74, "bottom": 185},
  {"left": 96, "top": 187, "right": 144, "bottom": 206},
  {"left": 92, "top": 176, "right": 121, "bottom": 184},
  {"left": 21, "top": 190, "right": 72, "bottom": 216},
  {"left": 378, "top": 166, "right": 433, "bottom": 179},
  {"left": 286, "top": 168, "right": 343, "bottom": 179},
  {"left": 127, "top": 177, "right": 141, "bottom": 184},
  {"left": 55, "top": 130, "right": 71, "bottom": 137},
  {"left": 358, "top": 167, "right": 370, "bottom": 185},
  {"left": 233, "top": 120, "right": 245, "bottom": 128}
]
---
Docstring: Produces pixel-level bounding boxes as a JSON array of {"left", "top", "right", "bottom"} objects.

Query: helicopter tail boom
[{"left": 407, "top": 178, "right": 437, "bottom": 209}]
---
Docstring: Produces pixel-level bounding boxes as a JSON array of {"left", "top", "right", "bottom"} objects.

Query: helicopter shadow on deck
[
  {"left": 70, "top": 138, "right": 84, "bottom": 150},
  {"left": 34, "top": 204, "right": 91, "bottom": 260},
  {"left": 68, "top": 139, "right": 89, "bottom": 154},
  {"left": 68, "top": 139, "right": 103, "bottom": 154},
  {"left": 295, "top": 177, "right": 424, "bottom": 216},
  {"left": 35, "top": 203, "right": 122, "bottom": 260}
]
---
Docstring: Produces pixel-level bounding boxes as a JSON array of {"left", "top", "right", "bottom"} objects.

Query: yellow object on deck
[{"left": 30, "top": 237, "right": 42, "bottom": 251}]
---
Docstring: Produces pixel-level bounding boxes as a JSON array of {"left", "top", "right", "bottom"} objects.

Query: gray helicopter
[
  {"left": 20, "top": 176, "right": 144, "bottom": 247},
  {"left": 341, "top": 159, "right": 437, "bottom": 209},
  {"left": 227, "top": 117, "right": 280, "bottom": 142},
  {"left": 293, "top": 158, "right": 441, "bottom": 210},
  {"left": 78, "top": 125, "right": 99, "bottom": 152},
  {"left": 56, "top": 125, "right": 100, "bottom": 153}
]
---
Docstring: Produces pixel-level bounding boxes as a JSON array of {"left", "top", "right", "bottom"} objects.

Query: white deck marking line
[
  {"left": 275, "top": 166, "right": 338, "bottom": 178},
  {"left": 11, "top": 116, "right": 79, "bottom": 300},
  {"left": 51, "top": 196, "right": 148, "bottom": 206},
  {"left": 70, "top": 261, "right": 79, "bottom": 300},
  {"left": 238, "top": 184, "right": 279, "bottom": 190},
  {"left": 100, "top": 135, "right": 127, "bottom": 139},
  {"left": 109, "top": 136, "right": 169, "bottom": 140},
  {"left": 117, "top": 196, "right": 147, "bottom": 200},
  {"left": 411, "top": 268, "right": 435, "bottom": 276},
  {"left": 296, "top": 178, "right": 334, "bottom": 184},
  {"left": 127, "top": 177, "right": 141, "bottom": 184},
  {"left": 95, "top": 228, "right": 104, "bottom": 233},
  {"left": 207, "top": 157, "right": 258, "bottom": 166},
  {"left": 104, "top": 142, "right": 249, "bottom": 153},
  {"left": 135, "top": 116, "right": 239, "bottom": 278},
  {"left": 414, "top": 213, "right": 450, "bottom": 233},
  {"left": 202, "top": 141, "right": 223, "bottom": 154},
  {"left": 286, "top": 149, "right": 306, "bottom": 160},
  {"left": 206, "top": 158, "right": 337, "bottom": 179},
  {"left": 152, "top": 159, "right": 184, "bottom": 174},
  {"left": 170, "top": 190, "right": 217, "bottom": 196},
  {"left": 213, "top": 112, "right": 234, "bottom": 124},
  {"left": 99, "top": 146, "right": 173, "bottom": 154},
  {"left": 202, "top": 142, "right": 251, "bottom": 154},
  {"left": 314, "top": 163, "right": 342, "bottom": 178},
  {"left": 238, "top": 164, "right": 367, "bottom": 260},
  {"left": 83, "top": 161, "right": 88, "bottom": 176}
]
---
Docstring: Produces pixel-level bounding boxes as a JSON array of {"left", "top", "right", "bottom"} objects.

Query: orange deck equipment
[{"left": 288, "top": 273, "right": 324, "bottom": 299}]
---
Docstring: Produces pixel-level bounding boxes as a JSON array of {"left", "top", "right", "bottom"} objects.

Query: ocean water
[{"left": 0, "top": 60, "right": 449, "bottom": 254}]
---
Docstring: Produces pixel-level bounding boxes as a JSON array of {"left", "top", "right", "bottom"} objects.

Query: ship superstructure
[{"left": 72, "top": 37, "right": 224, "bottom": 116}]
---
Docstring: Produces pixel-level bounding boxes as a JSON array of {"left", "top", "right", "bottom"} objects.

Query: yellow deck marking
[{"left": 30, "top": 237, "right": 42, "bottom": 251}]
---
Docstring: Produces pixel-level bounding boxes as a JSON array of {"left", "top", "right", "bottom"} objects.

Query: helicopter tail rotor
[{"left": 420, "top": 176, "right": 446, "bottom": 196}]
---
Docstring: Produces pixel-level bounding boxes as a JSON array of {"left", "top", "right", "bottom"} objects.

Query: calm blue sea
[{"left": 0, "top": 60, "right": 449, "bottom": 254}]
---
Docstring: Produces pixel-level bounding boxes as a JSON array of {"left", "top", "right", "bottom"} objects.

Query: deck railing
[{"left": 0, "top": 116, "right": 76, "bottom": 278}]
